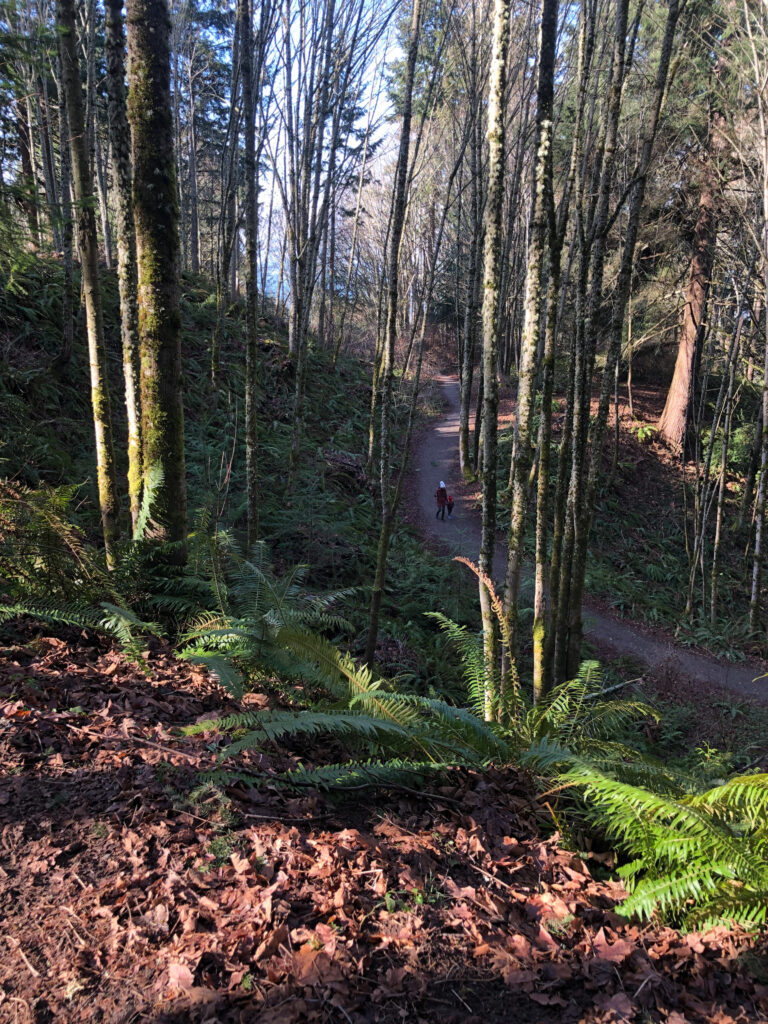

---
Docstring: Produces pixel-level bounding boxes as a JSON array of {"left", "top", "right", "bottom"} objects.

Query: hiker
[
  {"left": 447, "top": 495, "right": 454, "bottom": 519},
  {"left": 435, "top": 481, "right": 448, "bottom": 520}
]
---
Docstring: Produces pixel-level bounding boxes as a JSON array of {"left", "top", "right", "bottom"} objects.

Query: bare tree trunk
[
  {"left": 95, "top": 131, "right": 114, "bottom": 268},
  {"left": 240, "top": 0, "right": 259, "bottom": 546},
  {"left": 459, "top": 102, "right": 483, "bottom": 480},
  {"left": 212, "top": 12, "right": 241, "bottom": 387},
  {"left": 57, "top": 0, "right": 121, "bottom": 564},
  {"left": 364, "top": 0, "right": 422, "bottom": 667},
  {"left": 56, "top": 62, "right": 75, "bottom": 369},
  {"left": 188, "top": 67, "right": 200, "bottom": 275},
  {"left": 658, "top": 176, "right": 718, "bottom": 450}
]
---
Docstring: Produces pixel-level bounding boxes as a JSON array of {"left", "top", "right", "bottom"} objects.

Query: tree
[
  {"left": 363, "top": 0, "right": 422, "bottom": 667},
  {"left": 105, "top": 0, "right": 142, "bottom": 532},
  {"left": 477, "top": 0, "right": 510, "bottom": 718},
  {"left": 502, "top": 0, "right": 558, "bottom": 668},
  {"left": 57, "top": 0, "right": 121, "bottom": 565},
  {"left": 658, "top": 151, "right": 719, "bottom": 451},
  {"left": 126, "top": 0, "right": 187, "bottom": 551},
  {"left": 239, "top": 0, "right": 259, "bottom": 546}
]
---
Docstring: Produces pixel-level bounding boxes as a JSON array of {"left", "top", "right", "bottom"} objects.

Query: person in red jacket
[
  {"left": 435, "top": 481, "right": 448, "bottom": 520},
  {"left": 447, "top": 495, "right": 454, "bottom": 519}
]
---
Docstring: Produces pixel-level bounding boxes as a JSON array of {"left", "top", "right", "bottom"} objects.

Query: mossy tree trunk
[
  {"left": 477, "top": 0, "right": 510, "bottom": 719},
  {"left": 105, "top": 0, "right": 142, "bottom": 533},
  {"left": 57, "top": 0, "right": 121, "bottom": 566},
  {"left": 503, "top": 0, "right": 557, "bottom": 668},
  {"left": 529, "top": 0, "right": 594, "bottom": 700},
  {"left": 126, "top": 0, "right": 187, "bottom": 553}
]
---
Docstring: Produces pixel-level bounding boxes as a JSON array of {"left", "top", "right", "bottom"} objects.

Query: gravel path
[{"left": 413, "top": 374, "right": 768, "bottom": 700}]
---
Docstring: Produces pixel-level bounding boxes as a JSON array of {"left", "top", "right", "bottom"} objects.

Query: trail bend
[{"left": 414, "top": 374, "right": 768, "bottom": 701}]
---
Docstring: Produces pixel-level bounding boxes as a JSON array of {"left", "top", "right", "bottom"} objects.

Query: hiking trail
[{"left": 413, "top": 374, "right": 768, "bottom": 700}]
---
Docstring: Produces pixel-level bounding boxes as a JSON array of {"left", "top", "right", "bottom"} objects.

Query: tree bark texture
[
  {"left": 57, "top": 0, "right": 121, "bottom": 564},
  {"left": 503, "top": 0, "right": 557, "bottom": 665},
  {"left": 478, "top": 0, "right": 510, "bottom": 718},
  {"left": 240, "top": 0, "right": 260, "bottom": 546},
  {"left": 658, "top": 177, "right": 718, "bottom": 450},
  {"left": 105, "top": 0, "right": 142, "bottom": 533},
  {"left": 126, "top": 0, "right": 187, "bottom": 552}
]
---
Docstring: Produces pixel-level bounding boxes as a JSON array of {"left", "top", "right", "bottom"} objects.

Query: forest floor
[
  {"left": 408, "top": 374, "right": 768, "bottom": 701},
  {"left": 2, "top": 625, "right": 768, "bottom": 1023}
]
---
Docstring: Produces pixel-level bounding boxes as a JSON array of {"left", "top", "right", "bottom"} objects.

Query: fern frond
[
  {"left": 276, "top": 758, "right": 465, "bottom": 791},
  {"left": 427, "top": 612, "right": 488, "bottom": 718},
  {"left": 178, "top": 648, "right": 245, "bottom": 698},
  {"left": 133, "top": 465, "right": 164, "bottom": 541},
  {"left": 278, "top": 627, "right": 426, "bottom": 736},
  {"left": 220, "top": 711, "right": 409, "bottom": 759}
]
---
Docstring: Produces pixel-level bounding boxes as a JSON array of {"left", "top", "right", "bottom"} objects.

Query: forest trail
[{"left": 414, "top": 374, "right": 768, "bottom": 701}]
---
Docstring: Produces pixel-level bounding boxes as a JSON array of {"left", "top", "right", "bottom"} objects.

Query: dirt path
[{"left": 414, "top": 374, "right": 768, "bottom": 700}]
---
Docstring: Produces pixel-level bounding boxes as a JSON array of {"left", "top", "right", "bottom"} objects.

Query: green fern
[
  {"left": 176, "top": 537, "right": 357, "bottom": 690},
  {"left": 0, "top": 598, "right": 161, "bottom": 671},
  {"left": 556, "top": 758, "right": 768, "bottom": 928}
]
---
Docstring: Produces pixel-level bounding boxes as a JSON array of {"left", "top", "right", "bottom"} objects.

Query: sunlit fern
[{"left": 559, "top": 758, "right": 768, "bottom": 929}]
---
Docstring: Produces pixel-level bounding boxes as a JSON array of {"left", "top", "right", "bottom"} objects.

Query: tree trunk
[
  {"left": 459, "top": 105, "right": 482, "bottom": 480},
  {"left": 364, "top": 0, "right": 422, "bottom": 667},
  {"left": 95, "top": 132, "right": 114, "bottom": 269},
  {"left": 57, "top": 0, "right": 121, "bottom": 564},
  {"left": 658, "top": 177, "right": 718, "bottom": 450},
  {"left": 15, "top": 94, "right": 39, "bottom": 240},
  {"left": 37, "top": 79, "right": 61, "bottom": 248},
  {"left": 240, "top": 0, "right": 260, "bottom": 546},
  {"left": 188, "top": 68, "right": 200, "bottom": 275},
  {"left": 105, "top": 0, "right": 142, "bottom": 532},
  {"left": 477, "top": 0, "right": 510, "bottom": 718},
  {"left": 126, "top": 0, "right": 187, "bottom": 553},
  {"left": 56, "top": 63, "right": 74, "bottom": 369},
  {"left": 503, "top": 0, "right": 558, "bottom": 665},
  {"left": 564, "top": 0, "right": 680, "bottom": 676}
]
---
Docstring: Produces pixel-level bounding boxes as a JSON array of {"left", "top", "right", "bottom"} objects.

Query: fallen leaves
[{"left": 0, "top": 627, "right": 766, "bottom": 1023}]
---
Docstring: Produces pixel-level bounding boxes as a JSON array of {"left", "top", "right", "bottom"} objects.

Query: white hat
[{"left": 440, "top": 481, "right": 445, "bottom": 488}]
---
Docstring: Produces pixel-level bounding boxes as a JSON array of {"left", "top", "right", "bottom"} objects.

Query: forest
[{"left": 3, "top": 0, "right": 768, "bottom": 1018}]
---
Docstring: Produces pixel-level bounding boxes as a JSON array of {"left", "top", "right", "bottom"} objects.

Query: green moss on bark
[{"left": 126, "top": 0, "right": 187, "bottom": 554}]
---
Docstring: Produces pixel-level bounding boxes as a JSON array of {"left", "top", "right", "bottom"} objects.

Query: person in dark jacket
[{"left": 435, "top": 481, "right": 448, "bottom": 520}]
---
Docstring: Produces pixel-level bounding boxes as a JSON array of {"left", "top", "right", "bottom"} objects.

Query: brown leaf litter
[{"left": 1, "top": 624, "right": 767, "bottom": 1023}]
